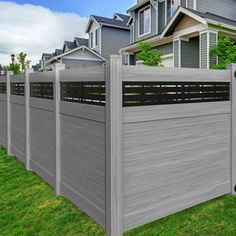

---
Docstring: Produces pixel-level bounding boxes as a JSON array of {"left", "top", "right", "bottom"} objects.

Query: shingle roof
[
  {"left": 114, "top": 13, "right": 130, "bottom": 24},
  {"left": 64, "top": 41, "right": 77, "bottom": 50},
  {"left": 74, "top": 37, "right": 89, "bottom": 47},
  {"left": 91, "top": 15, "right": 129, "bottom": 29},
  {"left": 187, "top": 9, "right": 236, "bottom": 27}
]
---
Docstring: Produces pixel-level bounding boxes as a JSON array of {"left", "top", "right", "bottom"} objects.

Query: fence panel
[
  {"left": 0, "top": 77, "right": 7, "bottom": 146},
  {"left": 59, "top": 67, "right": 106, "bottom": 227},
  {"left": 10, "top": 74, "right": 26, "bottom": 163},
  {"left": 29, "top": 71, "right": 56, "bottom": 187},
  {"left": 122, "top": 66, "right": 232, "bottom": 231}
]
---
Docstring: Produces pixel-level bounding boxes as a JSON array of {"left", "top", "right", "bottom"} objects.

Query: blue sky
[{"left": 7, "top": 0, "right": 135, "bottom": 17}]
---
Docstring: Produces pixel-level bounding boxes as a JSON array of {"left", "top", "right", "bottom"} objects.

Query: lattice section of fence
[
  {"left": 0, "top": 83, "right": 6, "bottom": 94},
  {"left": 123, "top": 82, "right": 230, "bottom": 107},
  {"left": 11, "top": 83, "right": 25, "bottom": 96},
  {"left": 30, "top": 83, "right": 53, "bottom": 99},
  {"left": 61, "top": 82, "right": 105, "bottom": 106}
]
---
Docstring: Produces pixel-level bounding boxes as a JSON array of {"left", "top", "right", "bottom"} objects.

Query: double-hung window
[
  {"left": 139, "top": 6, "right": 151, "bottom": 37},
  {"left": 90, "top": 32, "right": 94, "bottom": 48},
  {"left": 90, "top": 29, "right": 98, "bottom": 48}
]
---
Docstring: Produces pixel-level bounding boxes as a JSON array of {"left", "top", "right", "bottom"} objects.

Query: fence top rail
[
  {"left": 29, "top": 71, "right": 55, "bottom": 83},
  {"left": 0, "top": 76, "right": 7, "bottom": 82},
  {"left": 123, "top": 66, "right": 231, "bottom": 82},
  {"left": 60, "top": 66, "right": 105, "bottom": 82},
  {"left": 10, "top": 73, "right": 25, "bottom": 83}
]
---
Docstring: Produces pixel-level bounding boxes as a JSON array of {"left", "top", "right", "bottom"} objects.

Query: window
[
  {"left": 90, "top": 29, "right": 98, "bottom": 48},
  {"left": 166, "top": 0, "right": 180, "bottom": 24},
  {"left": 94, "top": 29, "right": 98, "bottom": 47},
  {"left": 139, "top": 6, "right": 151, "bottom": 37},
  {"left": 90, "top": 32, "right": 93, "bottom": 48}
]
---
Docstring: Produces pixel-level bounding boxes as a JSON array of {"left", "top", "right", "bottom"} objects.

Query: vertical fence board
[
  {"left": 230, "top": 64, "right": 236, "bottom": 194},
  {"left": 106, "top": 55, "right": 123, "bottom": 236}
]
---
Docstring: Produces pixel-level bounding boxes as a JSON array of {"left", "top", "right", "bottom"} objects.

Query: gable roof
[
  {"left": 64, "top": 41, "right": 77, "bottom": 50},
  {"left": 54, "top": 49, "right": 62, "bottom": 56},
  {"left": 46, "top": 45, "right": 106, "bottom": 65},
  {"left": 161, "top": 7, "right": 236, "bottom": 37},
  {"left": 86, "top": 14, "right": 130, "bottom": 32},
  {"left": 74, "top": 37, "right": 89, "bottom": 47},
  {"left": 113, "top": 13, "right": 130, "bottom": 23},
  {"left": 127, "top": 0, "right": 150, "bottom": 13}
]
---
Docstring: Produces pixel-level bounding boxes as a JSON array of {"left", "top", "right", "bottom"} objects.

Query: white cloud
[{"left": 0, "top": 1, "right": 88, "bottom": 66}]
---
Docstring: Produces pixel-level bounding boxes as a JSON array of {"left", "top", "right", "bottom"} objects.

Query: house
[
  {"left": 85, "top": 13, "right": 130, "bottom": 60},
  {"left": 46, "top": 45, "right": 106, "bottom": 69},
  {"left": 40, "top": 53, "right": 52, "bottom": 69},
  {"left": 121, "top": 0, "right": 236, "bottom": 68}
]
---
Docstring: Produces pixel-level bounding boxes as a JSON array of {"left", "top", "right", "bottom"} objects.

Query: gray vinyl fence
[{"left": 0, "top": 56, "right": 236, "bottom": 236}]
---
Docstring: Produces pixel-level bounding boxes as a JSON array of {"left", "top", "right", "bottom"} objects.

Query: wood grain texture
[
  {"left": 105, "top": 55, "right": 123, "bottom": 236},
  {"left": 10, "top": 103, "right": 26, "bottom": 163},
  {"left": 0, "top": 97, "right": 7, "bottom": 147},
  {"left": 123, "top": 66, "right": 231, "bottom": 82},
  {"left": 30, "top": 107, "right": 56, "bottom": 188},
  {"left": 30, "top": 97, "right": 55, "bottom": 112},
  {"left": 123, "top": 110, "right": 231, "bottom": 230},
  {"left": 10, "top": 95, "right": 25, "bottom": 106},
  {"left": 60, "top": 113, "right": 106, "bottom": 227},
  {"left": 60, "top": 102, "right": 105, "bottom": 123},
  {"left": 10, "top": 74, "right": 25, "bottom": 82},
  {"left": 123, "top": 101, "right": 231, "bottom": 124},
  {"left": 230, "top": 64, "right": 236, "bottom": 194},
  {"left": 59, "top": 66, "right": 105, "bottom": 82},
  {"left": 29, "top": 71, "right": 55, "bottom": 82}
]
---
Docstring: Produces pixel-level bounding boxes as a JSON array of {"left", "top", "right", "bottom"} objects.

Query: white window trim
[
  {"left": 193, "top": 0, "right": 197, "bottom": 10},
  {"left": 90, "top": 27, "right": 99, "bottom": 49},
  {"left": 138, "top": 5, "right": 152, "bottom": 38}
]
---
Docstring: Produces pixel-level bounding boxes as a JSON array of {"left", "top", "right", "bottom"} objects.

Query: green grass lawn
[{"left": 1, "top": 146, "right": 236, "bottom": 236}]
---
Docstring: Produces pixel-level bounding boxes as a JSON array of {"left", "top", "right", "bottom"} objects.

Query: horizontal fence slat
[
  {"left": 60, "top": 66, "right": 105, "bottom": 82},
  {"left": 123, "top": 66, "right": 231, "bottom": 82},
  {"left": 29, "top": 71, "right": 55, "bottom": 82},
  {"left": 10, "top": 74, "right": 25, "bottom": 83},
  {"left": 123, "top": 81, "right": 230, "bottom": 107}
]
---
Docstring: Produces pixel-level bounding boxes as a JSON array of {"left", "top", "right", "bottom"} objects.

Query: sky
[{"left": 0, "top": 0, "right": 135, "bottom": 66}]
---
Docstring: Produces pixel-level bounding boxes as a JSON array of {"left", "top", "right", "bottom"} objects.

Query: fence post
[
  {"left": 230, "top": 64, "right": 236, "bottom": 195},
  {"left": 106, "top": 55, "right": 123, "bottom": 236},
  {"left": 7, "top": 71, "right": 13, "bottom": 156},
  {"left": 54, "top": 63, "right": 65, "bottom": 196},
  {"left": 25, "top": 68, "right": 34, "bottom": 170}
]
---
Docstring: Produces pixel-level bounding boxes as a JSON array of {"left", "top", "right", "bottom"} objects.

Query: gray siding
[
  {"left": 60, "top": 102, "right": 106, "bottom": 227},
  {"left": 122, "top": 102, "right": 231, "bottom": 230},
  {"left": 174, "top": 40, "right": 179, "bottom": 67},
  {"left": 158, "top": 1, "right": 166, "bottom": 34},
  {"left": 201, "top": 32, "right": 208, "bottom": 69},
  {"left": 188, "top": 0, "right": 194, "bottom": 9},
  {"left": 30, "top": 99, "right": 56, "bottom": 187},
  {"left": 101, "top": 26, "right": 130, "bottom": 59},
  {"left": 134, "top": 3, "right": 157, "bottom": 42},
  {"left": 209, "top": 32, "right": 217, "bottom": 69},
  {"left": 61, "top": 59, "right": 104, "bottom": 70},
  {"left": 196, "top": 0, "right": 236, "bottom": 21},
  {"left": 0, "top": 94, "right": 7, "bottom": 147},
  {"left": 134, "top": 42, "right": 173, "bottom": 65},
  {"left": 154, "top": 42, "right": 173, "bottom": 55},
  {"left": 181, "top": 0, "right": 187, "bottom": 7},
  {"left": 181, "top": 36, "right": 199, "bottom": 68}
]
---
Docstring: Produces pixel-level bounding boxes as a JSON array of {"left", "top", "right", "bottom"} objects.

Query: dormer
[{"left": 127, "top": 0, "right": 181, "bottom": 43}]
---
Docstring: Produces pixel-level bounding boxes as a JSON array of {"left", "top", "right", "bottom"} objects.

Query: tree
[
  {"left": 4, "top": 63, "right": 21, "bottom": 74},
  {"left": 136, "top": 41, "right": 163, "bottom": 66},
  {"left": 17, "top": 52, "right": 31, "bottom": 71},
  {"left": 4, "top": 52, "right": 30, "bottom": 74},
  {"left": 210, "top": 37, "right": 236, "bottom": 69}
]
